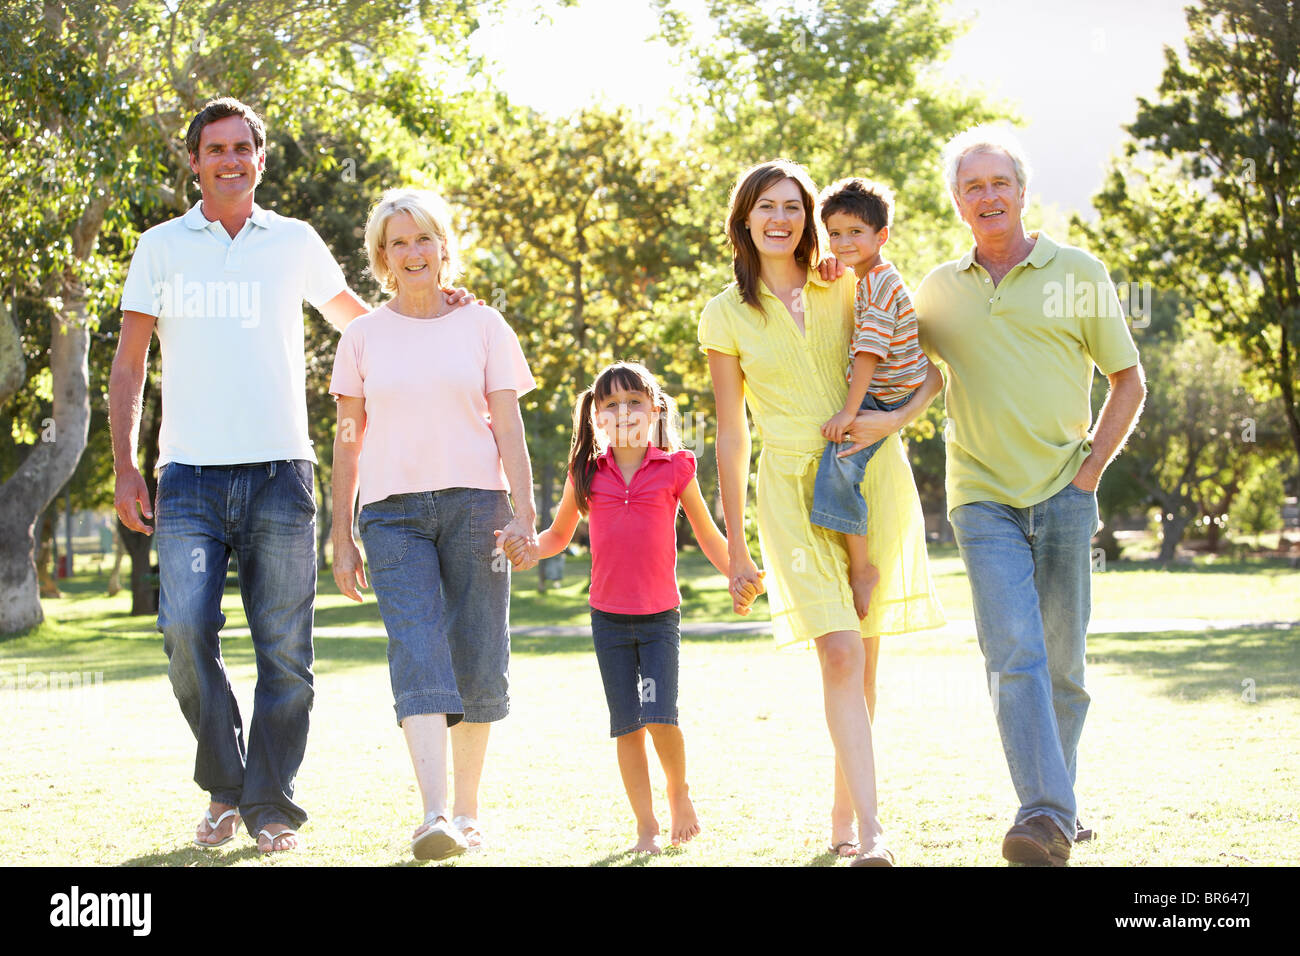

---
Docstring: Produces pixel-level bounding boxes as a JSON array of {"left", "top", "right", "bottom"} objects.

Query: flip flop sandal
[
  {"left": 827, "top": 841, "right": 860, "bottom": 857},
  {"left": 453, "top": 815, "right": 486, "bottom": 851},
  {"left": 412, "top": 813, "right": 467, "bottom": 861},
  {"left": 257, "top": 827, "right": 300, "bottom": 854},
  {"left": 194, "top": 808, "right": 240, "bottom": 848}
]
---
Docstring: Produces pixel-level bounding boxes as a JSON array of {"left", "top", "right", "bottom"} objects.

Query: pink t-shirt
[
  {"left": 580, "top": 446, "right": 697, "bottom": 615},
  {"left": 330, "top": 302, "right": 536, "bottom": 506}
]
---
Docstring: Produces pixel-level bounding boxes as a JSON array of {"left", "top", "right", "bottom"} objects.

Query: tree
[
  {"left": 1124, "top": 0, "right": 1300, "bottom": 465},
  {"left": 1, "top": 0, "right": 497, "bottom": 632},
  {"left": 1118, "top": 329, "right": 1287, "bottom": 561},
  {"left": 653, "top": 0, "right": 1004, "bottom": 516},
  {"left": 455, "top": 106, "right": 718, "bottom": 583}
]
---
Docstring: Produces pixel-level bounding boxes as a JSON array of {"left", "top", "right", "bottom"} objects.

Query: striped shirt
[{"left": 849, "top": 262, "right": 929, "bottom": 404}]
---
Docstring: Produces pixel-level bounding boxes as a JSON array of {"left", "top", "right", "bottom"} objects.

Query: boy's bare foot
[
  {"left": 668, "top": 790, "right": 701, "bottom": 845},
  {"left": 631, "top": 827, "right": 663, "bottom": 854},
  {"left": 194, "top": 801, "right": 240, "bottom": 846},
  {"left": 849, "top": 565, "right": 880, "bottom": 620}
]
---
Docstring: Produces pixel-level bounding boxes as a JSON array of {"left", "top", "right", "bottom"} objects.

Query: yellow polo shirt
[{"left": 914, "top": 232, "right": 1140, "bottom": 513}]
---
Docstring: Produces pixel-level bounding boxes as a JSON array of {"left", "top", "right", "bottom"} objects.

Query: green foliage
[
  {"left": 454, "top": 105, "right": 720, "bottom": 509},
  {"left": 1119, "top": 0, "right": 1300, "bottom": 462},
  {"left": 1231, "top": 466, "right": 1286, "bottom": 539}
]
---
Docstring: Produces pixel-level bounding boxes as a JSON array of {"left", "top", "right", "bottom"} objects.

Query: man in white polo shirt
[{"left": 109, "top": 97, "right": 372, "bottom": 854}]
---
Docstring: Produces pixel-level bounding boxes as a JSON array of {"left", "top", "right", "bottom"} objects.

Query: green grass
[{"left": 2, "top": 555, "right": 1296, "bottom": 866}]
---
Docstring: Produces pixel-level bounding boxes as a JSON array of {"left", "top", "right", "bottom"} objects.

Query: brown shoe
[
  {"left": 1002, "top": 815, "right": 1070, "bottom": 866},
  {"left": 1075, "top": 818, "right": 1095, "bottom": 842}
]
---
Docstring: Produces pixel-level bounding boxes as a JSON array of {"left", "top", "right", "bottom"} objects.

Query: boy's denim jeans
[
  {"left": 810, "top": 390, "right": 915, "bottom": 535},
  {"left": 948, "top": 482, "right": 1099, "bottom": 844},
  {"left": 155, "top": 460, "right": 317, "bottom": 833}
]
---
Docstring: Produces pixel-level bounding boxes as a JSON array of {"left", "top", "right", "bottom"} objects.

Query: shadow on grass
[
  {"left": 590, "top": 849, "right": 657, "bottom": 866},
  {"left": 120, "top": 845, "right": 264, "bottom": 867},
  {"left": 1089, "top": 625, "right": 1299, "bottom": 701}
]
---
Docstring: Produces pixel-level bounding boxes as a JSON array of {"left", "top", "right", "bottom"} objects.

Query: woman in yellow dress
[{"left": 698, "top": 159, "right": 945, "bottom": 865}]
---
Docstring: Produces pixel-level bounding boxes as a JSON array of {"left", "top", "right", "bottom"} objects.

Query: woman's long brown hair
[
  {"left": 568, "top": 362, "right": 682, "bottom": 515},
  {"left": 725, "top": 159, "right": 820, "bottom": 313}
]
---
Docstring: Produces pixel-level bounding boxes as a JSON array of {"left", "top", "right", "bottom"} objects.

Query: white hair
[{"left": 942, "top": 125, "right": 1032, "bottom": 196}]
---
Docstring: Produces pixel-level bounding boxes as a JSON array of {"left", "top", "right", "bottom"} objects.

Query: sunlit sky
[{"left": 468, "top": 0, "right": 1190, "bottom": 217}]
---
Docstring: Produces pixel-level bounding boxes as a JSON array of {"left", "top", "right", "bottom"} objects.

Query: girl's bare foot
[
  {"left": 849, "top": 565, "right": 880, "bottom": 620},
  {"left": 668, "top": 789, "right": 700, "bottom": 845},
  {"left": 631, "top": 826, "right": 663, "bottom": 854}
]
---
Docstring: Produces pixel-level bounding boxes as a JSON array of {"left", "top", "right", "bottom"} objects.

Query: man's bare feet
[
  {"left": 849, "top": 565, "right": 880, "bottom": 620},
  {"left": 668, "top": 789, "right": 701, "bottom": 845},
  {"left": 256, "top": 822, "right": 300, "bottom": 854},
  {"left": 194, "top": 801, "right": 240, "bottom": 847}
]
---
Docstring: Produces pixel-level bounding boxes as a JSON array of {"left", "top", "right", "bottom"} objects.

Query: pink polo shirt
[{"left": 579, "top": 446, "right": 697, "bottom": 615}]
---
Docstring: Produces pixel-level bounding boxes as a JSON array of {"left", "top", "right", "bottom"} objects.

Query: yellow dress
[{"left": 698, "top": 269, "right": 946, "bottom": 648}]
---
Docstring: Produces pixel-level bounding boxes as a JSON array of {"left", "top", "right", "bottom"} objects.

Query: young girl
[{"left": 500, "top": 361, "right": 759, "bottom": 853}]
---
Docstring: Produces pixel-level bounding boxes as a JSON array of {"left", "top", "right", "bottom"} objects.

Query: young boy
[{"left": 810, "top": 178, "right": 930, "bottom": 618}]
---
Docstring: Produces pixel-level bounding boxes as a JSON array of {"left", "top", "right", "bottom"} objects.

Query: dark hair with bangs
[
  {"left": 185, "top": 96, "right": 267, "bottom": 158},
  {"left": 725, "top": 160, "right": 820, "bottom": 313},
  {"left": 568, "top": 361, "right": 682, "bottom": 515},
  {"left": 818, "top": 177, "right": 895, "bottom": 232}
]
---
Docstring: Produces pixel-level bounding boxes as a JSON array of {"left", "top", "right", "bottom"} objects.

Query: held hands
[
  {"left": 114, "top": 468, "right": 154, "bottom": 535},
  {"left": 332, "top": 536, "right": 369, "bottom": 603},
  {"left": 821, "top": 408, "right": 858, "bottom": 444},
  {"left": 494, "top": 516, "right": 539, "bottom": 572},
  {"left": 836, "top": 407, "right": 894, "bottom": 458},
  {"left": 727, "top": 547, "right": 766, "bottom": 616}
]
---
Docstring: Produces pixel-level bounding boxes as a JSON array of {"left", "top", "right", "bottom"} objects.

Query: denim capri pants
[
  {"left": 359, "top": 488, "right": 513, "bottom": 726},
  {"left": 810, "top": 389, "right": 917, "bottom": 536},
  {"left": 589, "top": 607, "right": 681, "bottom": 737}
]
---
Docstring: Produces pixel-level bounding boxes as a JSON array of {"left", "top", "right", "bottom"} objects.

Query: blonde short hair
[
  {"left": 364, "top": 188, "right": 462, "bottom": 295},
  {"left": 942, "top": 125, "right": 1032, "bottom": 198}
]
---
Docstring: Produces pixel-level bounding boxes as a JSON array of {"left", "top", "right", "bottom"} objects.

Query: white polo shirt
[{"left": 120, "top": 202, "right": 347, "bottom": 467}]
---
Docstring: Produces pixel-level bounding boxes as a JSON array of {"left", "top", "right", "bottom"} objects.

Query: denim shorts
[
  {"left": 589, "top": 607, "right": 681, "bottom": 737},
  {"left": 358, "top": 488, "right": 514, "bottom": 726},
  {"left": 810, "top": 389, "right": 916, "bottom": 536}
]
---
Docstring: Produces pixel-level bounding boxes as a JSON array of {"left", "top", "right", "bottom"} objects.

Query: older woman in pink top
[{"left": 330, "top": 188, "right": 538, "bottom": 861}]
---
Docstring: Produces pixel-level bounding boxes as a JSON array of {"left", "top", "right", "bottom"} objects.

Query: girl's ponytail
[{"left": 569, "top": 388, "right": 599, "bottom": 515}]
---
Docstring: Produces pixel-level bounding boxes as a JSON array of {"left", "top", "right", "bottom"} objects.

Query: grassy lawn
[{"left": 1, "top": 552, "right": 1296, "bottom": 866}]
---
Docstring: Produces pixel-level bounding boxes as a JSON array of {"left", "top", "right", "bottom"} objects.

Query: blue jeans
[
  {"left": 589, "top": 607, "right": 681, "bottom": 737},
  {"left": 810, "top": 390, "right": 916, "bottom": 535},
  {"left": 155, "top": 460, "right": 317, "bottom": 833},
  {"left": 359, "top": 488, "right": 513, "bottom": 726},
  {"left": 948, "top": 482, "right": 1099, "bottom": 843}
]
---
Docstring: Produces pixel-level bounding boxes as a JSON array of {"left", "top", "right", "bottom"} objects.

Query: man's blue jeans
[
  {"left": 949, "top": 482, "right": 1099, "bottom": 843},
  {"left": 155, "top": 460, "right": 317, "bottom": 833}
]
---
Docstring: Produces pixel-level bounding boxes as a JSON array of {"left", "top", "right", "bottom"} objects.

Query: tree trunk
[
  {"left": 119, "top": 516, "right": 158, "bottom": 615},
  {"left": 119, "top": 375, "right": 161, "bottom": 615},
  {"left": 536, "top": 457, "right": 553, "bottom": 593},
  {"left": 107, "top": 526, "right": 125, "bottom": 596},
  {"left": 0, "top": 298, "right": 24, "bottom": 406},
  {"left": 0, "top": 252, "right": 97, "bottom": 632},
  {"left": 36, "top": 512, "right": 61, "bottom": 599},
  {"left": 1205, "top": 519, "right": 1221, "bottom": 553},
  {"left": 1158, "top": 511, "right": 1193, "bottom": 563},
  {"left": 316, "top": 462, "right": 330, "bottom": 572}
]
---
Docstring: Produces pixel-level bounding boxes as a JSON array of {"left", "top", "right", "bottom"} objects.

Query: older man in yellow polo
[{"left": 915, "top": 126, "right": 1146, "bottom": 866}]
